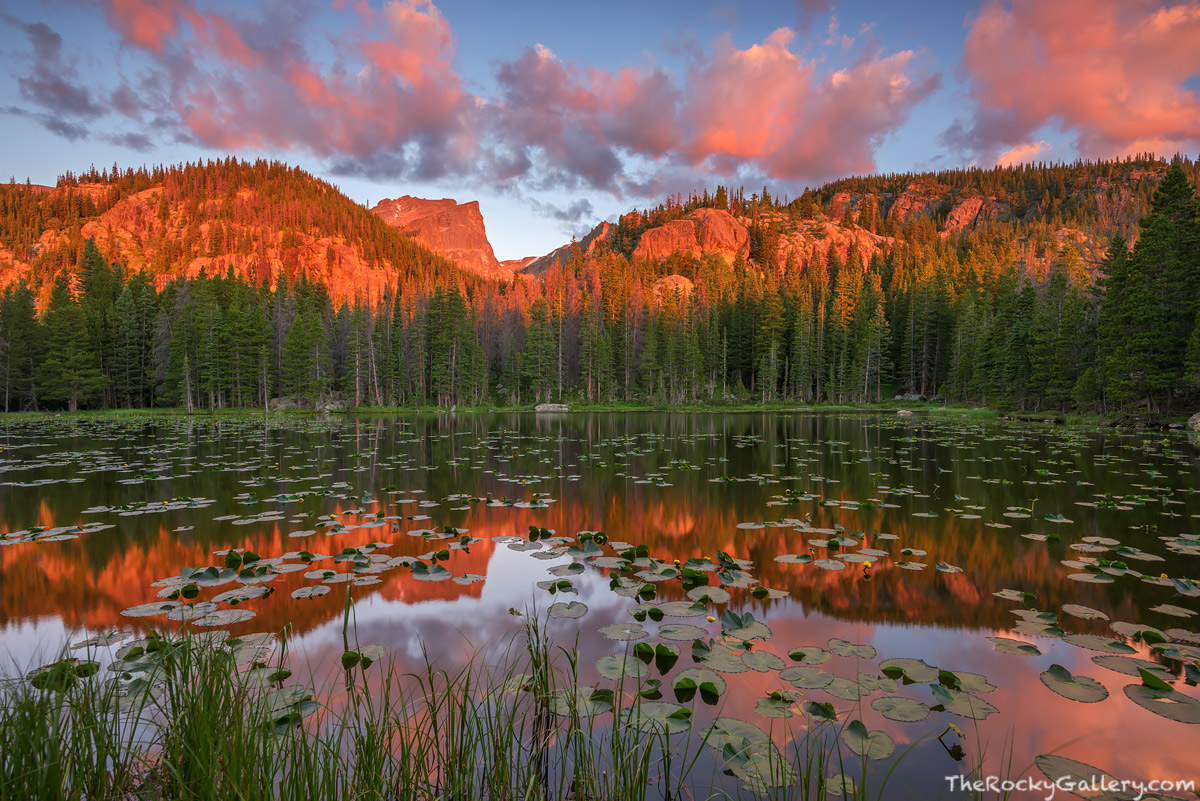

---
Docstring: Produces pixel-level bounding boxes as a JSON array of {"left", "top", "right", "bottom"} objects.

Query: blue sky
[{"left": 1, "top": 0, "right": 1197, "bottom": 259}]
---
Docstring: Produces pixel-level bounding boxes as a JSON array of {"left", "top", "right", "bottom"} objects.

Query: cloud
[
  {"left": 489, "top": 28, "right": 937, "bottom": 191},
  {"left": 995, "top": 140, "right": 1051, "bottom": 167},
  {"left": 9, "top": 0, "right": 939, "bottom": 198},
  {"left": 947, "top": 0, "right": 1200, "bottom": 163}
]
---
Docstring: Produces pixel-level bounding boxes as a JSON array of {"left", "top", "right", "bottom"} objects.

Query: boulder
[
  {"left": 535, "top": 403, "right": 569, "bottom": 412},
  {"left": 1188, "top": 412, "right": 1200, "bottom": 432}
]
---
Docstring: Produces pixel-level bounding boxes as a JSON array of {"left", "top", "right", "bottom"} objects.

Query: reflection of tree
[{"left": 1, "top": 413, "right": 1196, "bottom": 644}]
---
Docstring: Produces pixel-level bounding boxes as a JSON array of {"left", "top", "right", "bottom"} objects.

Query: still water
[{"left": 1, "top": 411, "right": 1197, "bottom": 797}]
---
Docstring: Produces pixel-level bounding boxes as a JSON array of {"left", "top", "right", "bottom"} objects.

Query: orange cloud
[{"left": 950, "top": 0, "right": 1200, "bottom": 161}]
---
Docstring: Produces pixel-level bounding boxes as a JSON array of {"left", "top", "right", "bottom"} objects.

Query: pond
[{"left": 1, "top": 411, "right": 1198, "bottom": 798}]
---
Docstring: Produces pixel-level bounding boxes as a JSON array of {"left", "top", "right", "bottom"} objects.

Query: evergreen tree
[{"left": 38, "top": 270, "right": 106, "bottom": 411}]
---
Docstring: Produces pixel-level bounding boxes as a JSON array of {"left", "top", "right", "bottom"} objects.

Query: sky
[{"left": 1, "top": 0, "right": 1198, "bottom": 260}]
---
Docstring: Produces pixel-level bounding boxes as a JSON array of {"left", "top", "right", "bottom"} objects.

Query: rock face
[
  {"left": 693, "top": 209, "right": 749, "bottom": 263},
  {"left": 524, "top": 220, "right": 615, "bottom": 275},
  {"left": 769, "top": 220, "right": 893, "bottom": 273},
  {"left": 371, "top": 196, "right": 509, "bottom": 280},
  {"left": 942, "top": 195, "right": 1012, "bottom": 236},
  {"left": 631, "top": 209, "right": 748, "bottom": 265},
  {"left": 634, "top": 220, "right": 700, "bottom": 262}
]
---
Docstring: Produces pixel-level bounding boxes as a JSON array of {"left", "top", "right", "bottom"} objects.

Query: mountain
[
  {"left": 522, "top": 160, "right": 1177, "bottom": 283},
  {"left": 370, "top": 196, "right": 513, "bottom": 281},
  {"left": 0, "top": 160, "right": 471, "bottom": 304}
]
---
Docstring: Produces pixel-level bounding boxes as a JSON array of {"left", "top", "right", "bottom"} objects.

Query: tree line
[{"left": 0, "top": 162, "right": 1197, "bottom": 414}]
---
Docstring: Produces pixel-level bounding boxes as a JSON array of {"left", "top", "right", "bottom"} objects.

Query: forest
[{"left": 0, "top": 158, "right": 1197, "bottom": 414}]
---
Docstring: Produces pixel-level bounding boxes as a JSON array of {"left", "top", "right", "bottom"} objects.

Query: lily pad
[
  {"left": 599, "top": 623, "right": 648, "bottom": 642},
  {"left": 673, "top": 668, "right": 726, "bottom": 704},
  {"left": 787, "top": 646, "right": 832, "bottom": 665},
  {"left": 880, "top": 657, "right": 939, "bottom": 683},
  {"left": 828, "top": 638, "right": 876, "bottom": 659},
  {"left": 622, "top": 701, "right": 691, "bottom": 733},
  {"left": 548, "top": 601, "right": 588, "bottom": 619},
  {"left": 1062, "top": 604, "right": 1109, "bottom": 621},
  {"left": 1063, "top": 634, "right": 1137, "bottom": 654},
  {"left": 1123, "top": 684, "right": 1200, "bottom": 724},
  {"left": 1039, "top": 664, "right": 1109, "bottom": 703},
  {"left": 929, "top": 685, "right": 999, "bottom": 720},
  {"left": 780, "top": 665, "right": 835, "bottom": 689},
  {"left": 659, "top": 623, "right": 709, "bottom": 641},
  {"left": 987, "top": 636, "right": 1042, "bottom": 656},
  {"left": 843, "top": 719, "right": 895, "bottom": 760},
  {"left": 597, "top": 653, "right": 649, "bottom": 681},
  {"left": 871, "top": 695, "right": 931, "bottom": 722}
]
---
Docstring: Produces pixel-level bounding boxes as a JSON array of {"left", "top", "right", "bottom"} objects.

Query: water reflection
[{"left": 1, "top": 411, "right": 1197, "bottom": 794}]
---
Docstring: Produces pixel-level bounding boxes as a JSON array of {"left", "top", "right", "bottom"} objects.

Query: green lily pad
[
  {"left": 787, "top": 646, "right": 832, "bottom": 665},
  {"left": 121, "top": 601, "right": 181, "bottom": 618},
  {"left": 1123, "top": 684, "right": 1200, "bottom": 724},
  {"left": 192, "top": 608, "right": 256, "bottom": 627},
  {"left": 291, "top": 585, "right": 330, "bottom": 600},
  {"left": 673, "top": 668, "right": 726, "bottom": 704},
  {"left": 1063, "top": 634, "right": 1137, "bottom": 654},
  {"left": 843, "top": 719, "right": 895, "bottom": 760},
  {"left": 659, "top": 623, "right": 709, "bottom": 641},
  {"left": 1091, "top": 655, "right": 1175, "bottom": 682},
  {"left": 1034, "top": 755, "right": 1125, "bottom": 799},
  {"left": 987, "top": 636, "right": 1042, "bottom": 656},
  {"left": 1039, "top": 664, "right": 1109, "bottom": 703},
  {"left": 1062, "top": 604, "right": 1109, "bottom": 621},
  {"left": 929, "top": 685, "right": 999, "bottom": 720},
  {"left": 741, "top": 650, "right": 785, "bottom": 672},
  {"left": 880, "top": 657, "right": 939, "bottom": 683},
  {"left": 622, "top": 701, "right": 691, "bottom": 733},
  {"left": 548, "top": 601, "right": 588, "bottom": 619},
  {"left": 600, "top": 623, "right": 648, "bottom": 642},
  {"left": 754, "top": 691, "right": 797, "bottom": 718},
  {"left": 1150, "top": 604, "right": 1196, "bottom": 619},
  {"left": 871, "top": 695, "right": 931, "bottom": 722},
  {"left": 597, "top": 653, "right": 649, "bottom": 681},
  {"left": 551, "top": 686, "right": 614, "bottom": 718},
  {"left": 780, "top": 665, "right": 835, "bottom": 689},
  {"left": 694, "top": 641, "right": 750, "bottom": 674},
  {"left": 828, "top": 639, "right": 876, "bottom": 659}
]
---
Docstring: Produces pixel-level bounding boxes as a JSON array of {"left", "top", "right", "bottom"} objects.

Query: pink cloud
[
  {"left": 952, "top": 0, "right": 1200, "bottom": 161},
  {"left": 67, "top": 1, "right": 938, "bottom": 192},
  {"left": 995, "top": 140, "right": 1051, "bottom": 167},
  {"left": 491, "top": 28, "right": 936, "bottom": 189},
  {"left": 104, "top": 0, "right": 191, "bottom": 54},
  {"left": 679, "top": 29, "right": 938, "bottom": 182}
]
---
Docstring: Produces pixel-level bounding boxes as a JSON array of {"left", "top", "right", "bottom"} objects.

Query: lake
[{"left": 1, "top": 411, "right": 1198, "bottom": 798}]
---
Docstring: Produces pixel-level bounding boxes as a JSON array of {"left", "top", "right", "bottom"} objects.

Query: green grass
[{"left": 2, "top": 610, "right": 1029, "bottom": 801}]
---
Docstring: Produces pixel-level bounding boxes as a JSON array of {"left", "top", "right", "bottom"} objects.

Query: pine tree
[{"left": 38, "top": 270, "right": 106, "bottom": 411}]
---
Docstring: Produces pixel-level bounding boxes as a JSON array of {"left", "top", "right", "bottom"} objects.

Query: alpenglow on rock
[{"left": 372, "top": 196, "right": 512, "bottom": 280}]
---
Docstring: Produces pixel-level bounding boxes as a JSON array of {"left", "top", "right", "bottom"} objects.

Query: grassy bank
[{"left": 0, "top": 401, "right": 1179, "bottom": 431}]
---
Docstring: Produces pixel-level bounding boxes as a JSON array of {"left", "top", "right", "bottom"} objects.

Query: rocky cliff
[{"left": 371, "top": 196, "right": 511, "bottom": 280}]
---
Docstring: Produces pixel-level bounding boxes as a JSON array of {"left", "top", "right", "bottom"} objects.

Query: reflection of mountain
[{"left": 1, "top": 412, "right": 1197, "bottom": 642}]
